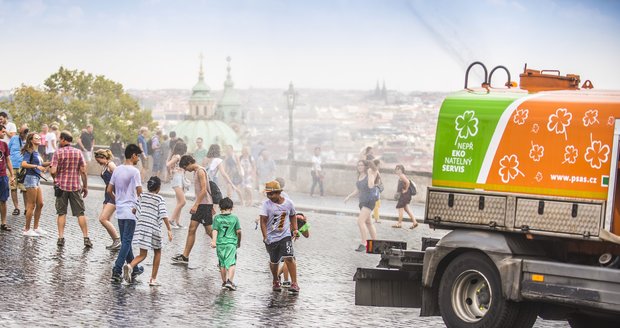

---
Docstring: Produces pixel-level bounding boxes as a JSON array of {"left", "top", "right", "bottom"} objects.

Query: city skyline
[{"left": 1, "top": 0, "right": 619, "bottom": 92}]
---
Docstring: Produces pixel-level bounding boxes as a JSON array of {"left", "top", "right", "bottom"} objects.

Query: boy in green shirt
[{"left": 211, "top": 197, "right": 241, "bottom": 291}]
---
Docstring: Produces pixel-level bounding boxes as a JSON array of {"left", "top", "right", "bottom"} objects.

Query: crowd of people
[
  {"left": 0, "top": 110, "right": 420, "bottom": 292},
  {"left": 0, "top": 114, "right": 309, "bottom": 293}
]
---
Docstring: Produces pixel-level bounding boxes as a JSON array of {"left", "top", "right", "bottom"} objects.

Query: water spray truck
[{"left": 354, "top": 62, "right": 620, "bottom": 328}]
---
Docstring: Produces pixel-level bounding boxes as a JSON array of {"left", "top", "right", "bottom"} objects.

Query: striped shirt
[
  {"left": 134, "top": 192, "right": 169, "bottom": 250},
  {"left": 51, "top": 145, "right": 85, "bottom": 191}
]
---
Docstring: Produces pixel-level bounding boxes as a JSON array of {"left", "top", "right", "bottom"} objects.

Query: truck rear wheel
[{"left": 438, "top": 252, "right": 520, "bottom": 328}]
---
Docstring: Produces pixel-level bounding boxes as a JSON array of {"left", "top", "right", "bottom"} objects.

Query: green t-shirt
[
  {"left": 194, "top": 148, "right": 208, "bottom": 164},
  {"left": 213, "top": 213, "right": 241, "bottom": 245}
]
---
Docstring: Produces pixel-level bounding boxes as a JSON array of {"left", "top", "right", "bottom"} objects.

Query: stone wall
[{"left": 274, "top": 159, "right": 432, "bottom": 202}]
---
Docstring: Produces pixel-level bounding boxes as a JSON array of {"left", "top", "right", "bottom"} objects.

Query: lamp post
[{"left": 284, "top": 82, "right": 297, "bottom": 162}]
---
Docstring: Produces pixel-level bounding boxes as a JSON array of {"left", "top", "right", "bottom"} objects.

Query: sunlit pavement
[{"left": 0, "top": 184, "right": 568, "bottom": 327}]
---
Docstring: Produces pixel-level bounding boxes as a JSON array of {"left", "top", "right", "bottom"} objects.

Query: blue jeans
[{"left": 113, "top": 219, "right": 135, "bottom": 274}]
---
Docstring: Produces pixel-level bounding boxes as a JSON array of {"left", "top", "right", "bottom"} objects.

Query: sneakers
[
  {"left": 34, "top": 228, "right": 47, "bottom": 235},
  {"left": 131, "top": 265, "right": 144, "bottom": 280},
  {"left": 225, "top": 279, "right": 237, "bottom": 291},
  {"left": 289, "top": 282, "right": 300, "bottom": 294},
  {"left": 272, "top": 279, "right": 282, "bottom": 292},
  {"left": 282, "top": 280, "right": 292, "bottom": 288},
  {"left": 57, "top": 237, "right": 65, "bottom": 246},
  {"left": 171, "top": 254, "right": 189, "bottom": 264},
  {"left": 355, "top": 244, "right": 366, "bottom": 252},
  {"left": 84, "top": 237, "right": 93, "bottom": 248},
  {"left": 149, "top": 278, "right": 161, "bottom": 286},
  {"left": 106, "top": 238, "right": 121, "bottom": 250},
  {"left": 123, "top": 264, "right": 133, "bottom": 283},
  {"left": 23, "top": 229, "right": 39, "bottom": 237},
  {"left": 0, "top": 224, "right": 11, "bottom": 231},
  {"left": 111, "top": 272, "right": 122, "bottom": 283},
  {"left": 221, "top": 282, "right": 228, "bottom": 290}
]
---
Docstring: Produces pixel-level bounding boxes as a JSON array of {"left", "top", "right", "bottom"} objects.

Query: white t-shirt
[
  {"left": 109, "top": 164, "right": 142, "bottom": 220},
  {"left": 46, "top": 132, "right": 57, "bottom": 154},
  {"left": 208, "top": 158, "right": 223, "bottom": 181},
  {"left": 311, "top": 155, "right": 322, "bottom": 172},
  {"left": 260, "top": 198, "right": 296, "bottom": 244},
  {"left": 2, "top": 122, "right": 16, "bottom": 142}
]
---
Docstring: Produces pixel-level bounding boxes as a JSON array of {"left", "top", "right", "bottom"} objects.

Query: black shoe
[
  {"left": 84, "top": 237, "right": 93, "bottom": 248},
  {"left": 0, "top": 224, "right": 11, "bottom": 231},
  {"left": 225, "top": 280, "right": 237, "bottom": 291},
  {"left": 111, "top": 272, "right": 122, "bottom": 283},
  {"left": 171, "top": 254, "right": 189, "bottom": 264},
  {"left": 57, "top": 238, "right": 65, "bottom": 247}
]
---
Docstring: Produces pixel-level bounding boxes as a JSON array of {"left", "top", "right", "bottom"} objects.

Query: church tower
[
  {"left": 188, "top": 53, "right": 216, "bottom": 119},
  {"left": 216, "top": 56, "right": 242, "bottom": 123}
]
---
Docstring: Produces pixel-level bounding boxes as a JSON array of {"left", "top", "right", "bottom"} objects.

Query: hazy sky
[{"left": 1, "top": 0, "right": 619, "bottom": 92}]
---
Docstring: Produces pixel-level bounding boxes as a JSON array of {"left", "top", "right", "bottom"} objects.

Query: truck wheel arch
[{"left": 423, "top": 230, "right": 538, "bottom": 302}]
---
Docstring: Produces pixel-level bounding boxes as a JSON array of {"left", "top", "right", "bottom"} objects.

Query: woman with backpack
[
  {"left": 344, "top": 160, "right": 379, "bottom": 252},
  {"left": 392, "top": 164, "right": 418, "bottom": 229},
  {"left": 204, "top": 144, "right": 239, "bottom": 209}
]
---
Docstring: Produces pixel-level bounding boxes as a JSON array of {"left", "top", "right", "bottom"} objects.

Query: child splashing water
[{"left": 123, "top": 176, "right": 173, "bottom": 286}]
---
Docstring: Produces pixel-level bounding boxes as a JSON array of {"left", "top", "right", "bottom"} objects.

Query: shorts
[
  {"left": 103, "top": 189, "right": 115, "bottom": 205},
  {"left": 171, "top": 172, "right": 183, "bottom": 189},
  {"left": 55, "top": 190, "right": 86, "bottom": 217},
  {"left": 359, "top": 199, "right": 376, "bottom": 211},
  {"left": 190, "top": 204, "right": 213, "bottom": 226},
  {"left": 9, "top": 174, "right": 25, "bottom": 192},
  {"left": 0, "top": 176, "right": 9, "bottom": 202},
  {"left": 265, "top": 236, "right": 295, "bottom": 264},
  {"left": 23, "top": 174, "right": 41, "bottom": 189},
  {"left": 217, "top": 243, "right": 237, "bottom": 269}
]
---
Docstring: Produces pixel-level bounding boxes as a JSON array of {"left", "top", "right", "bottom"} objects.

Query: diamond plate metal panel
[
  {"left": 426, "top": 191, "right": 506, "bottom": 226},
  {"left": 514, "top": 198, "right": 602, "bottom": 236}
]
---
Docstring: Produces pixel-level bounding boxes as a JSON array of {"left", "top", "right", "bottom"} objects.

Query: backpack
[
  {"left": 408, "top": 179, "right": 418, "bottom": 196},
  {"left": 202, "top": 167, "right": 222, "bottom": 204}
]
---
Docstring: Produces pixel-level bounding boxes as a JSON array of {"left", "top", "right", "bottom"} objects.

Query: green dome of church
[{"left": 171, "top": 119, "right": 241, "bottom": 151}]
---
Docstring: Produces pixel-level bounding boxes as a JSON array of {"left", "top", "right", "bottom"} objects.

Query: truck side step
[{"left": 354, "top": 267, "right": 423, "bottom": 308}]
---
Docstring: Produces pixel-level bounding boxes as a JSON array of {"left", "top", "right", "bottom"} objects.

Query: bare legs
[
  {"left": 57, "top": 214, "right": 89, "bottom": 238},
  {"left": 98, "top": 203, "right": 119, "bottom": 240},
  {"left": 24, "top": 187, "right": 43, "bottom": 231},
  {"left": 128, "top": 248, "right": 162, "bottom": 282},
  {"left": 181, "top": 221, "right": 212, "bottom": 258},
  {"left": 242, "top": 185, "right": 253, "bottom": 206},
  {"left": 404, "top": 204, "right": 418, "bottom": 228},
  {"left": 357, "top": 207, "right": 376, "bottom": 246},
  {"left": 270, "top": 258, "right": 297, "bottom": 284},
  {"left": 219, "top": 265, "right": 236, "bottom": 284},
  {"left": 170, "top": 186, "right": 186, "bottom": 226}
]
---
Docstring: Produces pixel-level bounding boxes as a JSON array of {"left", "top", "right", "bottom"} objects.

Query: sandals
[
  {"left": 12, "top": 208, "right": 19, "bottom": 216},
  {"left": 392, "top": 224, "right": 402, "bottom": 228},
  {"left": 410, "top": 223, "right": 419, "bottom": 229}
]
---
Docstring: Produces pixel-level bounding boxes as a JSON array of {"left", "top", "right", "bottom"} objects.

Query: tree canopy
[{"left": 0, "top": 66, "right": 156, "bottom": 145}]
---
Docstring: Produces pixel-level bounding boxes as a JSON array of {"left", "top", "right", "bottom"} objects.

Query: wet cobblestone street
[{"left": 0, "top": 186, "right": 568, "bottom": 327}]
